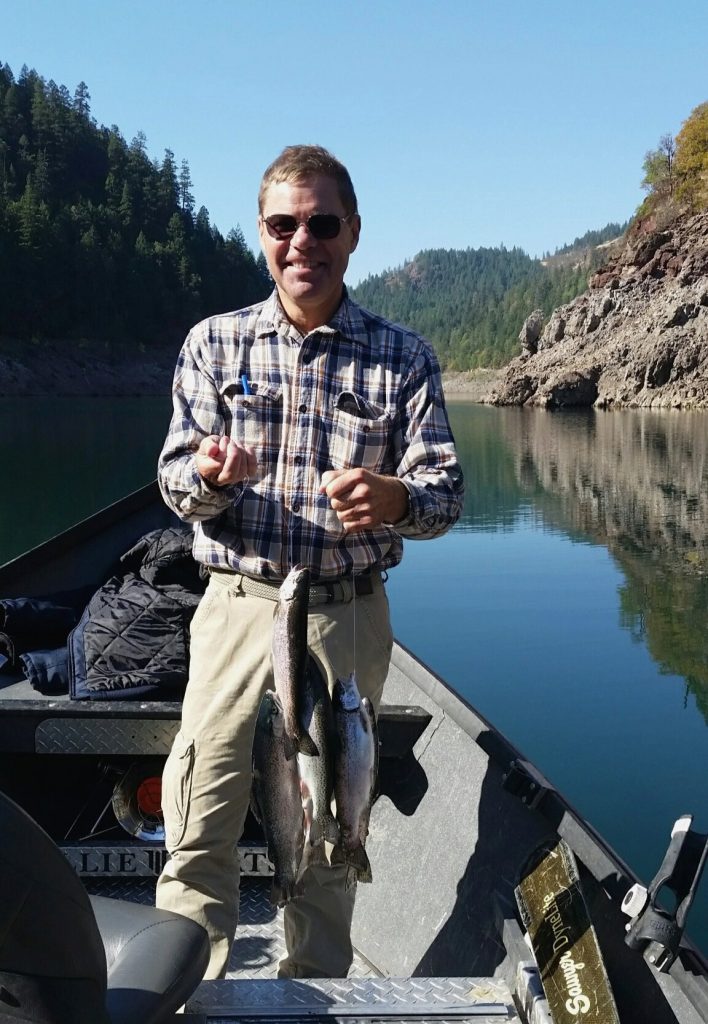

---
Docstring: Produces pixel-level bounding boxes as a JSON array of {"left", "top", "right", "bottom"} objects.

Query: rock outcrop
[{"left": 488, "top": 211, "right": 708, "bottom": 408}]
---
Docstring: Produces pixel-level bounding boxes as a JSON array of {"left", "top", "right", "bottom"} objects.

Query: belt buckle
[
  {"left": 308, "top": 582, "right": 335, "bottom": 606},
  {"left": 314, "top": 580, "right": 345, "bottom": 604}
]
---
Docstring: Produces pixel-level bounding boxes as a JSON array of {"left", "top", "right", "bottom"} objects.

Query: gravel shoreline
[
  {"left": 440, "top": 369, "right": 501, "bottom": 403},
  {"left": 1, "top": 338, "right": 500, "bottom": 402}
]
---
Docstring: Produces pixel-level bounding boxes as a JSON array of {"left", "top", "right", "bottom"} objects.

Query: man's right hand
[{"left": 195, "top": 435, "right": 257, "bottom": 487}]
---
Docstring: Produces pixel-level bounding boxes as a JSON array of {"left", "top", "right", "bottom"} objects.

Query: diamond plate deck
[
  {"left": 35, "top": 717, "right": 178, "bottom": 754},
  {"left": 187, "top": 977, "right": 519, "bottom": 1022},
  {"left": 82, "top": 876, "right": 379, "bottom": 981}
]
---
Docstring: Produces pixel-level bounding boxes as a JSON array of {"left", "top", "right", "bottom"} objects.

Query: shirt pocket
[
  {"left": 219, "top": 380, "right": 283, "bottom": 457},
  {"left": 328, "top": 391, "right": 392, "bottom": 473}
]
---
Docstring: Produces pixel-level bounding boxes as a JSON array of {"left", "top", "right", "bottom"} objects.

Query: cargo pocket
[{"left": 161, "top": 731, "right": 195, "bottom": 851}]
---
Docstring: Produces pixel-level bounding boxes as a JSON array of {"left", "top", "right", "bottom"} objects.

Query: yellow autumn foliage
[{"left": 675, "top": 101, "right": 708, "bottom": 210}]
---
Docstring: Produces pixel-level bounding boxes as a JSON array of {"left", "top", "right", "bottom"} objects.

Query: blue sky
[{"left": 4, "top": 0, "right": 707, "bottom": 284}]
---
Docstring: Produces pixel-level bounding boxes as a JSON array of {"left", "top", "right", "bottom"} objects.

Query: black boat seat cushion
[{"left": 0, "top": 790, "right": 209, "bottom": 1023}]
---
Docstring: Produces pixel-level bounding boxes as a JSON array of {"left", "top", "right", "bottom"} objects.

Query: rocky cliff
[{"left": 488, "top": 211, "right": 708, "bottom": 408}]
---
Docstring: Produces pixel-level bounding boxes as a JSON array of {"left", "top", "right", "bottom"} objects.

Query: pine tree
[
  {"left": 73, "top": 81, "right": 91, "bottom": 120},
  {"left": 158, "top": 148, "right": 179, "bottom": 220},
  {"left": 179, "top": 159, "right": 195, "bottom": 214}
]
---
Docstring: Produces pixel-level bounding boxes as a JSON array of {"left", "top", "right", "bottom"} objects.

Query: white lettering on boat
[
  {"left": 559, "top": 951, "right": 591, "bottom": 1015},
  {"left": 540, "top": 890, "right": 591, "bottom": 1015},
  {"left": 542, "top": 888, "right": 571, "bottom": 952}
]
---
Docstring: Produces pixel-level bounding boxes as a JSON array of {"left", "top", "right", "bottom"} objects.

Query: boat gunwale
[{"left": 0, "top": 480, "right": 161, "bottom": 589}]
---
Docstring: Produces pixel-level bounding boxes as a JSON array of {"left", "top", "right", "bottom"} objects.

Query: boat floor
[
  {"left": 83, "top": 877, "right": 520, "bottom": 1021},
  {"left": 84, "top": 876, "right": 380, "bottom": 982}
]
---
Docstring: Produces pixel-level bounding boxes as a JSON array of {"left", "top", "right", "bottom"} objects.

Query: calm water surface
[{"left": 3, "top": 397, "right": 707, "bottom": 947}]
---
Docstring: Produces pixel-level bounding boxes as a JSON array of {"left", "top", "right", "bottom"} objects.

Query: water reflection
[{"left": 448, "top": 404, "right": 708, "bottom": 723}]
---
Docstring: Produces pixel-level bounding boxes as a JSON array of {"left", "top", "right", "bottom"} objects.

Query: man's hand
[
  {"left": 320, "top": 468, "right": 409, "bottom": 532},
  {"left": 196, "top": 435, "right": 257, "bottom": 487}
]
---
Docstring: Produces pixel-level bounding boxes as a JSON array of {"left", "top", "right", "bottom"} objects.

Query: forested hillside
[
  {"left": 0, "top": 62, "right": 270, "bottom": 344},
  {"left": 351, "top": 234, "right": 620, "bottom": 369},
  {"left": 1, "top": 58, "right": 649, "bottom": 371}
]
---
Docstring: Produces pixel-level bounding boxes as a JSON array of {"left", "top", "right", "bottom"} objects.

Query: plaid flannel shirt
[{"left": 158, "top": 289, "right": 464, "bottom": 580}]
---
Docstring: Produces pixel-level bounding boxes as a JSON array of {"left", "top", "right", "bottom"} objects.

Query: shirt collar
[{"left": 255, "top": 288, "right": 370, "bottom": 347}]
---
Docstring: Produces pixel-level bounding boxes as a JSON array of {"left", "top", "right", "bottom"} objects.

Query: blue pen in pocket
[{"left": 241, "top": 374, "right": 252, "bottom": 396}]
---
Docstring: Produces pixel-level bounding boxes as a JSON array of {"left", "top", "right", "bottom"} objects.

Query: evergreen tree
[
  {"left": 158, "top": 148, "right": 179, "bottom": 222},
  {"left": 179, "top": 158, "right": 195, "bottom": 214},
  {"left": 0, "top": 61, "right": 270, "bottom": 345},
  {"left": 73, "top": 81, "right": 91, "bottom": 120}
]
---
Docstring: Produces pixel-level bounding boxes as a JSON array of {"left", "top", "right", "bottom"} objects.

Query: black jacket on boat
[
  {"left": 69, "top": 526, "right": 206, "bottom": 700},
  {"left": 0, "top": 589, "right": 93, "bottom": 695}
]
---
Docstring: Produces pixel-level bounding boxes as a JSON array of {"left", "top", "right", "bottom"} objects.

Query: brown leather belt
[{"left": 209, "top": 568, "right": 378, "bottom": 605}]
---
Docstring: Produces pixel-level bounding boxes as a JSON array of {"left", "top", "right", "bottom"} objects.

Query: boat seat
[{"left": 0, "top": 788, "right": 209, "bottom": 1024}]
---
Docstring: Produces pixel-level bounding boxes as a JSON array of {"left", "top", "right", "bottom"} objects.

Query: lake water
[{"left": 3, "top": 397, "right": 707, "bottom": 948}]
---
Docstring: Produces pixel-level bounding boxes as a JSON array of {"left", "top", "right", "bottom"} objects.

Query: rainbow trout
[
  {"left": 250, "top": 690, "right": 305, "bottom": 906},
  {"left": 331, "top": 674, "right": 379, "bottom": 883},
  {"left": 298, "top": 655, "right": 339, "bottom": 849},
  {"left": 271, "top": 565, "right": 318, "bottom": 759}
]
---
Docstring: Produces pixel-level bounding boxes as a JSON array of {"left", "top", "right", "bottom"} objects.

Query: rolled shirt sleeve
[
  {"left": 158, "top": 324, "right": 244, "bottom": 522},
  {"left": 393, "top": 346, "right": 464, "bottom": 540}
]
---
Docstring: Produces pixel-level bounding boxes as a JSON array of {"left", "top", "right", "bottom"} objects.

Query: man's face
[{"left": 258, "top": 175, "right": 360, "bottom": 332}]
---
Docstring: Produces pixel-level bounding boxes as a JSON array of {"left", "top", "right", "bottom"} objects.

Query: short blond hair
[{"left": 258, "top": 145, "right": 358, "bottom": 216}]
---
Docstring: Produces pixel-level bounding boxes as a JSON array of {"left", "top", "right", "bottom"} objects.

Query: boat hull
[{"left": 1, "top": 482, "right": 706, "bottom": 1023}]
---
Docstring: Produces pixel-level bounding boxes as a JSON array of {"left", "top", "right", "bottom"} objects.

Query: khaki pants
[{"left": 155, "top": 570, "right": 393, "bottom": 979}]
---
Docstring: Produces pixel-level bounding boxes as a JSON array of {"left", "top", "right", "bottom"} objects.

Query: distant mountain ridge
[
  {"left": 8, "top": 56, "right": 699, "bottom": 396},
  {"left": 351, "top": 224, "right": 623, "bottom": 370},
  {"left": 1, "top": 58, "right": 630, "bottom": 380}
]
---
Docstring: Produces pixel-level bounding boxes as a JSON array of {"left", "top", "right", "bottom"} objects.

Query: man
[{"left": 156, "top": 144, "right": 464, "bottom": 980}]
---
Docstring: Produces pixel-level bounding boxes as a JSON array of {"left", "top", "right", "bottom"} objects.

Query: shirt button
[
  {"left": 294, "top": 455, "right": 303, "bottom": 465},
  {"left": 292, "top": 502, "right": 301, "bottom": 513},
  {"left": 298, "top": 404, "right": 307, "bottom": 414}
]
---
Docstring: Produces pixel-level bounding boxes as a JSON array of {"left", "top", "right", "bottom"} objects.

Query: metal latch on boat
[
  {"left": 501, "top": 759, "right": 553, "bottom": 810},
  {"left": 622, "top": 813, "right": 708, "bottom": 971}
]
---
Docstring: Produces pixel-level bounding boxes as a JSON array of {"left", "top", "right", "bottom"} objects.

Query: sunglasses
[{"left": 263, "top": 212, "right": 355, "bottom": 241}]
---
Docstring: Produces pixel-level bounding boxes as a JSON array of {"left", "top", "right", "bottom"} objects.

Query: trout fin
[
  {"left": 331, "top": 842, "right": 372, "bottom": 883},
  {"left": 282, "top": 731, "right": 300, "bottom": 761},
  {"left": 249, "top": 789, "right": 262, "bottom": 825},
  {"left": 297, "top": 731, "right": 320, "bottom": 758},
  {"left": 325, "top": 813, "right": 341, "bottom": 846},
  {"left": 297, "top": 840, "right": 327, "bottom": 880},
  {"left": 270, "top": 876, "right": 306, "bottom": 907},
  {"left": 309, "top": 812, "right": 340, "bottom": 848}
]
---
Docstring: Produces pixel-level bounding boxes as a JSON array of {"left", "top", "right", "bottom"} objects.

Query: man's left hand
[{"left": 320, "top": 469, "right": 409, "bottom": 532}]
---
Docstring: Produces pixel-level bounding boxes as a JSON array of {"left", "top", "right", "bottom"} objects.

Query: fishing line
[
  {"left": 280, "top": 499, "right": 298, "bottom": 572},
  {"left": 233, "top": 475, "right": 248, "bottom": 510},
  {"left": 347, "top": 530, "right": 358, "bottom": 680},
  {"left": 352, "top": 574, "right": 357, "bottom": 679}
]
